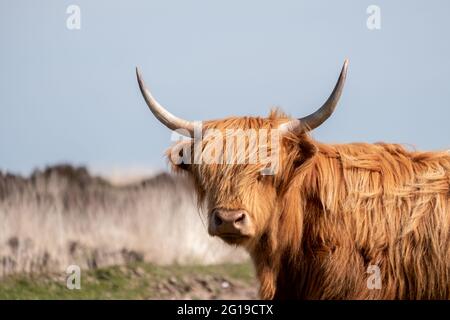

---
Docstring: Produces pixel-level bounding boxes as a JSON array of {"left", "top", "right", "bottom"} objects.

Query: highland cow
[{"left": 136, "top": 60, "right": 450, "bottom": 299}]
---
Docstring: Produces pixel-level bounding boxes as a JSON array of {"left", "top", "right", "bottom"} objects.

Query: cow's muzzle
[{"left": 208, "top": 208, "right": 253, "bottom": 242}]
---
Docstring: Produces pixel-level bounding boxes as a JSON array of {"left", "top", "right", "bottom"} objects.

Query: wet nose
[{"left": 211, "top": 209, "right": 247, "bottom": 233}]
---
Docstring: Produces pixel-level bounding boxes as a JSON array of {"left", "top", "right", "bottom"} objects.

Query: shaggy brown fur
[{"left": 167, "top": 110, "right": 450, "bottom": 300}]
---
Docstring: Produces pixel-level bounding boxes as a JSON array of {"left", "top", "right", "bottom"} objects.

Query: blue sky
[{"left": 1, "top": 0, "right": 449, "bottom": 175}]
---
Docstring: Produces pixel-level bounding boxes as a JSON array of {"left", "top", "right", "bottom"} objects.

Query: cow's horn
[
  {"left": 279, "top": 59, "right": 348, "bottom": 134},
  {"left": 136, "top": 67, "right": 195, "bottom": 137}
]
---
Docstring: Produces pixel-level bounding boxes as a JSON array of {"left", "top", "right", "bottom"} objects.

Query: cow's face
[
  {"left": 167, "top": 114, "right": 290, "bottom": 247},
  {"left": 136, "top": 60, "right": 347, "bottom": 248}
]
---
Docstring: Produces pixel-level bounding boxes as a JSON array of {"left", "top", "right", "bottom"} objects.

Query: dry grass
[{"left": 0, "top": 165, "right": 248, "bottom": 277}]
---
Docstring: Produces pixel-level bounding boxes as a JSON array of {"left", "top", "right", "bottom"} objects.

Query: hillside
[{"left": 0, "top": 165, "right": 248, "bottom": 277}]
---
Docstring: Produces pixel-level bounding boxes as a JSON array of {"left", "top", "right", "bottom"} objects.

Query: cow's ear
[
  {"left": 299, "top": 136, "right": 317, "bottom": 160},
  {"left": 166, "top": 143, "right": 191, "bottom": 172},
  {"left": 276, "top": 135, "right": 317, "bottom": 193},
  {"left": 293, "top": 135, "right": 318, "bottom": 168}
]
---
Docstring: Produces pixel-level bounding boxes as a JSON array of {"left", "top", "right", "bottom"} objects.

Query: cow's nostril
[
  {"left": 235, "top": 213, "right": 245, "bottom": 224},
  {"left": 214, "top": 212, "right": 223, "bottom": 226}
]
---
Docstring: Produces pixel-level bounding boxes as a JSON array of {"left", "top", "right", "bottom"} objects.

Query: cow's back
[{"left": 287, "top": 142, "right": 450, "bottom": 299}]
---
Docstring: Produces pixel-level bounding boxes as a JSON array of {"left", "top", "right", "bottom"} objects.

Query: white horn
[
  {"left": 279, "top": 59, "right": 348, "bottom": 134},
  {"left": 136, "top": 67, "right": 195, "bottom": 137}
]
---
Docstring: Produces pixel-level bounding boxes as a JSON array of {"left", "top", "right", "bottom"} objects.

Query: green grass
[{"left": 0, "top": 262, "right": 255, "bottom": 300}]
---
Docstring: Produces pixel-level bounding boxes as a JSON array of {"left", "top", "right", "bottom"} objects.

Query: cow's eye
[{"left": 257, "top": 173, "right": 275, "bottom": 186}]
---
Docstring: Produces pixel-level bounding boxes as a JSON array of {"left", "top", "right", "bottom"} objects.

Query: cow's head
[{"left": 136, "top": 60, "right": 348, "bottom": 249}]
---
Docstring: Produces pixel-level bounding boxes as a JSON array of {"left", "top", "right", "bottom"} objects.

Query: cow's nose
[{"left": 211, "top": 209, "right": 247, "bottom": 234}]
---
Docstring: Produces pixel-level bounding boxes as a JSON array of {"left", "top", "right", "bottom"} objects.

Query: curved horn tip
[
  {"left": 135, "top": 66, "right": 196, "bottom": 136},
  {"left": 135, "top": 67, "right": 143, "bottom": 82},
  {"left": 342, "top": 59, "right": 349, "bottom": 73},
  {"left": 287, "top": 59, "right": 349, "bottom": 134}
]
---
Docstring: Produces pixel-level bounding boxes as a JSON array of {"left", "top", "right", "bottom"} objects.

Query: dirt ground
[{"left": 150, "top": 273, "right": 258, "bottom": 299}]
